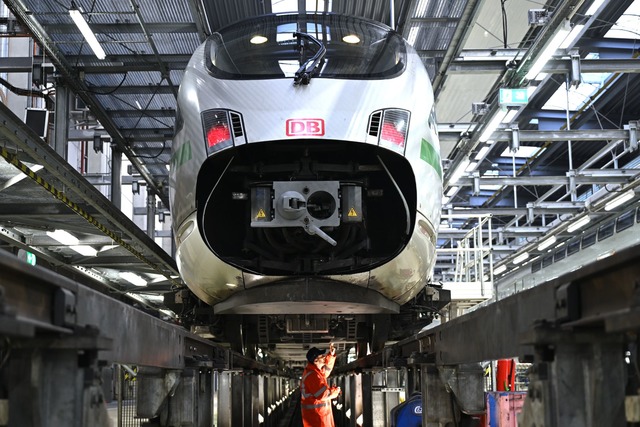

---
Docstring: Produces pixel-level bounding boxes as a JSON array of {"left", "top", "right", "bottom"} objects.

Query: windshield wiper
[{"left": 293, "top": 32, "right": 326, "bottom": 85}]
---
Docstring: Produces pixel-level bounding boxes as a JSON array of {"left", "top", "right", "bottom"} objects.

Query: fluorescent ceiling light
[
  {"left": 525, "top": 20, "right": 571, "bottom": 80},
  {"left": 537, "top": 235, "right": 557, "bottom": 251},
  {"left": 559, "top": 24, "right": 585, "bottom": 49},
  {"left": 69, "top": 7, "right": 106, "bottom": 60},
  {"left": 567, "top": 215, "right": 591, "bottom": 232},
  {"left": 499, "top": 146, "right": 542, "bottom": 158},
  {"left": 474, "top": 146, "right": 491, "bottom": 161},
  {"left": 465, "top": 161, "right": 478, "bottom": 172},
  {"left": 120, "top": 271, "right": 147, "bottom": 287},
  {"left": 441, "top": 196, "right": 451, "bottom": 205},
  {"left": 501, "top": 109, "right": 519, "bottom": 123},
  {"left": 70, "top": 245, "right": 97, "bottom": 257},
  {"left": 445, "top": 186, "right": 459, "bottom": 197},
  {"left": 604, "top": 190, "right": 635, "bottom": 211},
  {"left": 47, "top": 229, "right": 79, "bottom": 246},
  {"left": 450, "top": 159, "right": 470, "bottom": 183},
  {"left": 479, "top": 109, "right": 508, "bottom": 142},
  {"left": 513, "top": 252, "right": 530, "bottom": 264},
  {"left": 480, "top": 183, "right": 503, "bottom": 191},
  {"left": 586, "top": 0, "right": 606, "bottom": 16},
  {"left": 494, "top": 264, "right": 507, "bottom": 275}
]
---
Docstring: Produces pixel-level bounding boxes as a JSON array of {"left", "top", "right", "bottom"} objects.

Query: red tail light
[
  {"left": 202, "top": 109, "right": 234, "bottom": 155},
  {"left": 378, "top": 109, "right": 409, "bottom": 153},
  {"left": 207, "top": 124, "right": 231, "bottom": 147},
  {"left": 380, "top": 122, "right": 405, "bottom": 146}
]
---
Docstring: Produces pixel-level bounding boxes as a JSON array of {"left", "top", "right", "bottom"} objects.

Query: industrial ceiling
[{"left": 0, "top": 0, "right": 639, "bottom": 353}]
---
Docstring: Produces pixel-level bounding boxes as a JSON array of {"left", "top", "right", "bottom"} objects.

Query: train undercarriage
[{"left": 164, "top": 284, "right": 451, "bottom": 361}]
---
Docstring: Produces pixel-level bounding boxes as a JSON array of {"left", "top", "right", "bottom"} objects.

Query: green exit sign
[
  {"left": 499, "top": 88, "right": 529, "bottom": 106},
  {"left": 26, "top": 251, "right": 37, "bottom": 266},
  {"left": 18, "top": 248, "right": 37, "bottom": 266}
]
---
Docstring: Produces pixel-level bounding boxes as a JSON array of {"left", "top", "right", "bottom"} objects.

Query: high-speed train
[{"left": 169, "top": 13, "right": 445, "bottom": 356}]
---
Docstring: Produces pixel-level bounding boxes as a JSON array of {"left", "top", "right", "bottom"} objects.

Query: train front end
[{"left": 170, "top": 13, "right": 442, "bottom": 316}]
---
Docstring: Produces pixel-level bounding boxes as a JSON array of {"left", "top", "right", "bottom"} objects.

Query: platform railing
[{"left": 437, "top": 214, "right": 495, "bottom": 302}]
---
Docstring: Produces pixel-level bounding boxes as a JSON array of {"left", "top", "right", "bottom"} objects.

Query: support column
[
  {"left": 6, "top": 348, "right": 109, "bottom": 427},
  {"left": 349, "top": 373, "right": 363, "bottom": 427},
  {"left": 337, "top": 375, "right": 349, "bottom": 426},
  {"left": 382, "top": 368, "right": 402, "bottom": 427},
  {"left": 110, "top": 145, "right": 122, "bottom": 210},
  {"left": 53, "top": 82, "right": 70, "bottom": 159},
  {"left": 422, "top": 364, "right": 454, "bottom": 427},
  {"left": 406, "top": 366, "right": 419, "bottom": 395},
  {"left": 263, "top": 376, "right": 272, "bottom": 427},
  {"left": 146, "top": 188, "right": 156, "bottom": 238},
  {"left": 196, "top": 369, "right": 213, "bottom": 426},
  {"left": 217, "top": 371, "right": 233, "bottom": 427},
  {"left": 361, "top": 370, "right": 374, "bottom": 427},
  {"left": 520, "top": 336, "right": 626, "bottom": 427},
  {"left": 231, "top": 372, "right": 244, "bottom": 426}
]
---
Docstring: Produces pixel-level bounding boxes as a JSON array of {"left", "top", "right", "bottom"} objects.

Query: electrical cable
[
  {"left": 128, "top": 140, "right": 168, "bottom": 160},
  {"left": 83, "top": 72, "right": 128, "bottom": 95},
  {"left": 127, "top": 77, "right": 165, "bottom": 139},
  {"left": 501, "top": 0, "right": 508, "bottom": 49}
]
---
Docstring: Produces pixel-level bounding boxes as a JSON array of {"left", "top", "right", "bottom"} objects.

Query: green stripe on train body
[{"left": 420, "top": 138, "right": 442, "bottom": 179}]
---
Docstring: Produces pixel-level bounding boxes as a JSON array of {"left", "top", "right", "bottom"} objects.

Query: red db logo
[{"left": 286, "top": 118, "right": 325, "bottom": 136}]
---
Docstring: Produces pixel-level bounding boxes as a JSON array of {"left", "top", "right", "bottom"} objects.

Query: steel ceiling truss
[
  {"left": 3, "top": 0, "right": 177, "bottom": 208},
  {"left": 0, "top": 102, "right": 179, "bottom": 280}
]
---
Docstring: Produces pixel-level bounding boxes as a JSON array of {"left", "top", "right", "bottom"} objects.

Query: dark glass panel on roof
[{"left": 206, "top": 13, "right": 406, "bottom": 80}]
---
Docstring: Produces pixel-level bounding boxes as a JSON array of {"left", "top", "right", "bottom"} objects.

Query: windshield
[{"left": 205, "top": 13, "right": 406, "bottom": 80}]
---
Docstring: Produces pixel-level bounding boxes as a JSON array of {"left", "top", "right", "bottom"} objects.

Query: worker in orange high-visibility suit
[{"left": 300, "top": 343, "right": 341, "bottom": 427}]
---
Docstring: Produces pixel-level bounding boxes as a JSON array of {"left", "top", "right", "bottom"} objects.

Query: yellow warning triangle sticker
[
  {"left": 347, "top": 207, "right": 358, "bottom": 217},
  {"left": 256, "top": 209, "right": 266, "bottom": 219}
]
